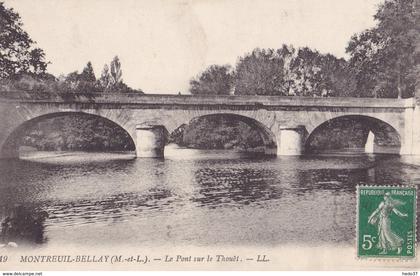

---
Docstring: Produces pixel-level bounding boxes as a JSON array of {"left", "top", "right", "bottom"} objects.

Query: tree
[
  {"left": 189, "top": 65, "right": 233, "bottom": 95},
  {"left": 231, "top": 45, "right": 353, "bottom": 97},
  {"left": 234, "top": 48, "right": 286, "bottom": 95},
  {"left": 346, "top": 0, "right": 419, "bottom": 98},
  {"left": 110, "top": 56, "right": 122, "bottom": 86},
  {"left": 323, "top": 56, "right": 357, "bottom": 97},
  {"left": 289, "top": 48, "right": 355, "bottom": 97},
  {"left": 99, "top": 64, "right": 111, "bottom": 88},
  {"left": 0, "top": 2, "right": 48, "bottom": 79},
  {"left": 79, "top": 62, "right": 96, "bottom": 82},
  {"left": 289, "top": 47, "right": 323, "bottom": 96},
  {"left": 56, "top": 62, "right": 99, "bottom": 93},
  {"left": 97, "top": 56, "right": 143, "bottom": 93},
  {"left": 276, "top": 45, "right": 296, "bottom": 95}
]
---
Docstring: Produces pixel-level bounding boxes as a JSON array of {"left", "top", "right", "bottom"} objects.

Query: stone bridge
[{"left": 0, "top": 91, "right": 419, "bottom": 158}]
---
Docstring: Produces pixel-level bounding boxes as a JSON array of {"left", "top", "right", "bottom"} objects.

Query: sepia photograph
[{"left": 0, "top": 0, "right": 419, "bottom": 272}]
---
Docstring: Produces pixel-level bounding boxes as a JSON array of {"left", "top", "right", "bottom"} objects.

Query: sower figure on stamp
[{"left": 368, "top": 192, "right": 408, "bottom": 255}]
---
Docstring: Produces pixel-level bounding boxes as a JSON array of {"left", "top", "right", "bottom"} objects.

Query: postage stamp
[{"left": 357, "top": 186, "right": 417, "bottom": 259}]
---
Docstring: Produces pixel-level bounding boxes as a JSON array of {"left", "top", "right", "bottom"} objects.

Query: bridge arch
[
  {"left": 1, "top": 112, "right": 136, "bottom": 158},
  {"left": 305, "top": 115, "right": 401, "bottom": 154},
  {"left": 170, "top": 113, "right": 278, "bottom": 155}
]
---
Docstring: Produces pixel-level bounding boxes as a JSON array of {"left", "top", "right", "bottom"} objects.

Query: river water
[{"left": 0, "top": 145, "right": 419, "bottom": 248}]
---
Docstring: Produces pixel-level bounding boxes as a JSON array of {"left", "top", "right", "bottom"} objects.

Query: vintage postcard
[{"left": 0, "top": 0, "right": 419, "bottom": 272}]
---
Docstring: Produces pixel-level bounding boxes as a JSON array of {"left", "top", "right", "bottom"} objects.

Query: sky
[{"left": 6, "top": 0, "right": 383, "bottom": 94}]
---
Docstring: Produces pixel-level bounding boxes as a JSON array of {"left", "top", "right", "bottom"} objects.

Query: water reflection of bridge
[{"left": 0, "top": 92, "right": 419, "bottom": 158}]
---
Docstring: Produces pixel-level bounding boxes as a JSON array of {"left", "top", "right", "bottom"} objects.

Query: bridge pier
[
  {"left": 277, "top": 126, "right": 305, "bottom": 156},
  {"left": 364, "top": 131, "right": 374, "bottom": 154},
  {"left": 400, "top": 105, "right": 418, "bottom": 155},
  {"left": 411, "top": 106, "right": 420, "bottom": 155},
  {"left": 135, "top": 125, "right": 165, "bottom": 158}
]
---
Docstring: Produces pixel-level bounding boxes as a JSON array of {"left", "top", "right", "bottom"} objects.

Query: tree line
[
  {"left": 1, "top": 0, "right": 417, "bottom": 98},
  {"left": 20, "top": 115, "right": 135, "bottom": 152},
  {"left": 0, "top": 2, "right": 142, "bottom": 94},
  {"left": 169, "top": 116, "right": 265, "bottom": 151},
  {"left": 190, "top": 0, "right": 419, "bottom": 98}
]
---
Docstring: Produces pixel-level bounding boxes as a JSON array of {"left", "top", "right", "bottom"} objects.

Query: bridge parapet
[{"left": 0, "top": 91, "right": 415, "bottom": 109}]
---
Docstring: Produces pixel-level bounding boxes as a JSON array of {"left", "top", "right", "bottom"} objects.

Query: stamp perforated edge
[{"left": 356, "top": 184, "right": 418, "bottom": 261}]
